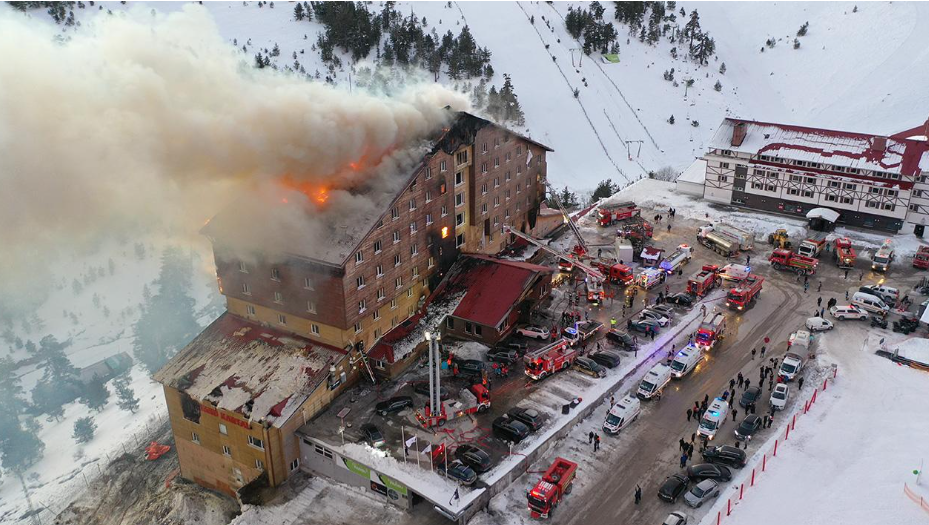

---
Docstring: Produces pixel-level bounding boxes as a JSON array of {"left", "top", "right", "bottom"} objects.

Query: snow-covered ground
[{"left": 698, "top": 329, "right": 929, "bottom": 525}]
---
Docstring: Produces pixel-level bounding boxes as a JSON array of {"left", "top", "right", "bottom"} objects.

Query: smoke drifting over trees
[{"left": 0, "top": 5, "right": 469, "bottom": 309}]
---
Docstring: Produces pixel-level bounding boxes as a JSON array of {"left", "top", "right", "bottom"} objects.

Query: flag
[
  {"left": 422, "top": 444, "right": 432, "bottom": 454},
  {"left": 453, "top": 488, "right": 460, "bottom": 501},
  {"left": 405, "top": 436, "right": 417, "bottom": 448}
]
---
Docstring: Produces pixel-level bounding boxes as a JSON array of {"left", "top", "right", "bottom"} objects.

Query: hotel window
[
  {"left": 426, "top": 213, "right": 433, "bottom": 225},
  {"left": 505, "top": 209, "right": 511, "bottom": 219},
  {"left": 394, "top": 254, "right": 401, "bottom": 267},
  {"left": 391, "top": 299, "right": 398, "bottom": 310},
  {"left": 409, "top": 199, "right": 417, "bottom": 211},
  {"left": 248, "top": 436, "right": 264, "bottom": 450},
  {"left": 223, "top": 445, "right": 231, "bottom": 457},
  {"left": 358, "top": 299, "right": 366, "bottom": 314},
  {"left": 354, "top": 322, "right": 363, "bottom": 333},
  {"left": 447, "top": 317, "right": 455, "bottom": 329},
  {"left": 805, "top": 177, "right": 816, "bottom": 184},
  {"left": 356, "top": 275, "right": 366, "bottom": 289},
  {"left": 241, "top": 283, "right": 250, "bottom": 295},
  {"left": 494, "top": 137, "right": 500, "bottom": 148},
  {"left": 787, "top": 189, "right": 799, "bottom": 196},
  {"left": 304, "top": 277, "right": 314, "bottom": 290},
  {"left": 395, "top": 277, "right": 403, "bottom": 289},
  {"left": 828, "top": 181, "right": 840, "bottom": 188},
  {"left": 517, "top": 165, "right": 522, "bottom": 175},
  {"left": 841, "top": 197, "right": 854, "bottom": 204},
  {"left": 376, "top": 265, "right": 384, "bottom": 278},
  {"left": 374, "top": 240, "right": 382, "bottom": 253},
  {"left": 482, "top": 142, "right": 488, "bottom": 153},
  {"left": 425, "top": 190, "right": 432, "bottom": 203},
  {"left": 246, "top": 304, "right": 256, "bottom": 316},
  {"left": 843, "top": 183, "right": 856, "bottom": 190},
  {"left": 481, "top": 183, "right": 488, "bottom": 195},
  {"left": 456, "top": 193, "right": 464, "bottom": 207},
  {"left": 456, "top": 150, "right": 468, "bottom": 165},
  {"left": 494, "top": 196, "right": 500, "bottom": 207},
  {"left": 505, "top": 189, "right": 511, "bottom": 200},
  {"left": 481, "top": 162, "right": 488, "bottom": 173},
  {"left": 391, "top": 207, "right": 399, "bottom": 220},
  {"left": 411, "top": 244, "right": 419, "bottom": 256},
  {"left": 440, "top": 160, "right": 447, "bottom": 172},
  {"left": 719, "top": 176, "right": 728, "bottom": 183},
  {"left": 408, "top": 306, "right": 415, "bottom": 316},
  {"left": 455, "top": 171, "right": 464, "bottom": 186},
  {"left": 407, "top": 288, "right": 414, "bottom": 298},
  {"left": 410, "top": 221, "right": 418, "bottom": 233},
  {"left": 482, "top": 203, "right": 488, "bottom": 214},
  {"left": 278, "top": 314, "right": 286, "bottom": 325},
  {"left": 311, "top": 324, "right": 320, "bottom": 335},
  {"left": 456, "top": 233, "right": 465, "bottom": 247},
  {"left": 494, "top": 157, "right": 500, "bottom": 168},
  {"left": 505, "top": 171, "right": 511, "bottom": 182},
  {"left": 192, "top": 432, "right": 200, "bottom": 444},
  {"left": 374, "top": 328, "right": 381, "bottom": 339},
  {"left": 456, "top": 213, "right": 464, "bottom": 226},
  {"left": 238, "top": 261, "right": 248, "bottom": 273},
  {"left": 290, "top": 459, "right": 300, "bottom": 471},
  {"left": 377, "top": 288, "right": 385, "bottom": 301},
  {"left": 307, "top": 301, "right": 317, "bottom": 314},
  {"left": 825, "top": 195, "right": 838, "bottom": 202},
  {"left": 720, "top": 162, "right": 730, "bottom": 169},
  {"left": 516, "top": 146, "right": 522, "bottom": 156},
  {"left": 428, "top": 257, "right": 435, "bottom": 268},
  {"left": 393, "top": 231, "right": 401, "bottom": 243},
  {"left": 441, "top": 205, "right": 448, "bottom": 217},
  {"left": 410, "top": 177, "right": 417, "bottom": 190},
  {"left": 505, "top": 152, "right": 512, "bottom": 163},
  {"left": 273, "top": 291, "right": 283, "bottom": 304},
  {"left": 425, "top": 167, "right": 433, "bottom": 179},
  {"left": 802, "top": 190, "right": 813, "bottom": 198},
  {"left": 516, "top": 183, "right": 522, "bottom": 193},
  {"left": 271, "top": 267, "right": 281, "bottom": 280},
  {"left": 256, "top": 459, "right": 264, "bottom": 470},
  {"left": 412, "top": 266, "right": 419, "bottom": 278}
]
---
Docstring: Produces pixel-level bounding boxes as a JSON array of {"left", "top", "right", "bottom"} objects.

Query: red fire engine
[
  {"left": 725, "top": 275, "right": 764, "bottom": 311},
  {"left": 527, "top": 457, "right": 578, "bottom": 518},
  {"left": 833, "top": 237, "right": 856, "bottom": 269},
  {"left": 695, "top": 312, "right": 726, "bottom": 350},
  {"left": 686, "top": 265, "right": 720, "bottom": 296},
  {"left": 913, "top": 245, "right": 929, "bottom": 270},
  {"left": 597, "top": 201, "right": 640, "bottom": 226},
  {"left": 769, "top": 248, "right": 818, "bottom": 275},
  {"left": 524, "top": 339, "right": 577, "bottom": 380},
  {"left": 416, "top": 384, "right": 491, "bottom": 428},
  {"left": 593, "top": 261, "right": 635, "bottom": 285}
]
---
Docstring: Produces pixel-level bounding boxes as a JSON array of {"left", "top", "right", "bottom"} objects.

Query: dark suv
[
  {"left": 606, "top": 329, "right": 637, "bottom": 350},
  {"left": 453, "top": 358, "right": 485, "bottom": 378},
  {"left": 455, "top": 444, "right": 493, "bottom": 473},
  {"left": 507, "top": 406, "right": 544, "bottom": 431},
  {"left": 658, "top": 474, "right": 689, "bottom": 503},
  {"left": 486, "top": 348, "right": 519, "bottom": 365},
  {"left": 375, "top": 396, "right": 414, "bottom": 416},
  {"left": 492, "top": 415, "right": 531, "bottom": 443},
  {"left": 702, "top": 445, "right": 747, "bottom": 469}
]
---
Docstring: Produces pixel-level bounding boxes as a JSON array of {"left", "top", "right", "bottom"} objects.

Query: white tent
[{"left": 806, "top": 207, "right": 840, "bottom": 223}]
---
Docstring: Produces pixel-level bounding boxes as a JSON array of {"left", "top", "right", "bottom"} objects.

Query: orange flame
[{"left": 278, "top": 175, "right": 330, "bottom": 205}]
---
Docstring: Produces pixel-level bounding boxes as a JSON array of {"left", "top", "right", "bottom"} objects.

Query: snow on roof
[
  {"left": 806, "top": 207, "right": 840, "bottom": 223},
  {"left": 892, "top": 339, "right": 929, "bottom": 367},
  {"left": 153, "top": 313, "right": 347, "bottom": 428},
  {"left": 709, "top": 118, "right": 929, "bottom": 177},
  {"left": 448, "top": 255, "right": 552, "bottom": 328},
  {"left": 678, "top": 158, "right": 707, "bottom": 184}
]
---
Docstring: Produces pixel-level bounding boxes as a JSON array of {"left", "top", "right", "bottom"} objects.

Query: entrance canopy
[{"left": 806, "top": 207, "right": 840, "bottom": 223}]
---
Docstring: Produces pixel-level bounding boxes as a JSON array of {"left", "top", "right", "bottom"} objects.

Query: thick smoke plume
[{"left": 0, "top": 5, "right": 469, "bottom": 311}]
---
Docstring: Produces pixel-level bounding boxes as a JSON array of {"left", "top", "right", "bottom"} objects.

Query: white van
[
  {"left": 637, "top": 364, "right": 672, "bottom": 400},
  {"left": 697, "top": 397, "right": 729, "bottom": 441},
  {"left": 778, "top": 353, "right": 804, "bottom": 382},
  {"left": 720, "top": 263, "right": 750, "bottom": 282},
  {"left": 603, "top": 394, "right": 642, "bottom": 435},
  {"left": 670, "top": 345, "right": 704, "bottom": 379},
  {"left": 851, "top": 292, "right": 890, "bottom": 315}
]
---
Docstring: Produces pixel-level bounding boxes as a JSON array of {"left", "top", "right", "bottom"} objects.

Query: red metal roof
[{"left": 450, "top": 256, "right": 551, "bottom": 327}]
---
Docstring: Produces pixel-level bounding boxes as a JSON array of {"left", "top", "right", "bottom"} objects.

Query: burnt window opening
[{"left": 180, "top": 393, "right": 201, "bottom": 424}]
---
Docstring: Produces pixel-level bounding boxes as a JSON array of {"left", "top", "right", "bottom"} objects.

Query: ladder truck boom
[
  {"left": 502, "top": 226, "right": 605, "bottom": 282},
  {"left": 545, "top": 181, "right": 588, "bottom": 256}
]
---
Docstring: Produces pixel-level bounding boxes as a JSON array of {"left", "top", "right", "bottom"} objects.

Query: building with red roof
[{"left": 702, "top": 117, "right": 929, "bottom": 233}]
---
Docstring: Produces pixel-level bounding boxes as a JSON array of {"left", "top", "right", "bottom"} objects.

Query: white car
[
  {"left": 770, "top": 383, "right": 789, "bottom": 410},
  {"left": 805, "top": 317, "right": 833, "bottom": 332},
  {"left": 516, "top": 326, "right": 550, "bottom": 340},
  {"left": 662, "top": 511, "right": 689, "bottom": 525},
  {"left": 639, "top": 309, "right": 670, "bottom": 327},
  {"left": 860, "top": 284, "right": 899, "bottom": 304},
  {"left": 829, "top": 305, "right": 869, "bottom": 321}
]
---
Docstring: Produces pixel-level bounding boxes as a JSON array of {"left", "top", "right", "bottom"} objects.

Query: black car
[
  {"left": 360, "top": 423, "right": 385, "bottom": 448},
  {"left": 735, "top": 414, "right": 762, "bottom": 441},
  {"left": 455, "top": 444, "right": 493, "bottom": 473},
  {"left": 437, "top": 460, "right": 477, "bottom": 486},
  {"left": 628, "top": 318, "right": 660, "bottom": 334},
  {"left": 739, "top": 386, "right": 762, "bottom": 408},
  {"left": 574, "top": 357, "right": 606, "bottom": 378},
  {"left": 686, "top": 463, "right": 732, "bottom": 482},
  {"left": 454, "top": 358, "right": 485, "bottom": 377},
  {"left": 702, "top": 445, "right": 747, "bottom": 469},
  {"left": 486, "top": 348, "right": 519, "bottom": 365},
  {"left": 411, "top": 381, "right": 449, "bottom": 400},
  {"left": 508, "top": 406, "right": 544, "bottom": 431},
  {"left": 589, "top": 350, "right": 622, "bottom": 369},
  {"left": 605, "top": 329, "right": 638, "bottom": 351},
  {"left": 498, "top": 341, "right": 529, "bottom": 355},
  {"left": 375, "top": 396, "right": 414, "bottom": 416},
  {"left": 666, "top": 292, "right": 696, "bottom": 306},
  {"left": 492, "top": 415, "right": 531, "bottom": 443},
  {"left": 658, "top": 474, "right": 690, "bottom": 503}
]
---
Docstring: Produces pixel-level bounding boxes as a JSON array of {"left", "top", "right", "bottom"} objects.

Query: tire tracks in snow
[{"left": 514, "top": 1, "right": 626, "bottom": 180}]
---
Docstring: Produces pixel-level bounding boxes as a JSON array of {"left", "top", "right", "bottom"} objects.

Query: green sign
[
  {"left": 378, "top": 473, "right": 408, "bottom": 496},
  {"left": 602, "top": 53, "right": 620, "bottom": 64},
  {"left": 342, "top": 458, "right": 370, "bottom": 478}
]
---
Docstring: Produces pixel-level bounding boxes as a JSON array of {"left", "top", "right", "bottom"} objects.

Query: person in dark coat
[
  {"left": 704, "top": 394, "right": 709, "bottom": 404},
  {"left": 594, "top": 434, "right": 601, "bottom": 451},
  {"left": 737, "top": 373, "right": 744, "bottom": 387},
  {"left": 589, "top": 431, "right": 595, "bottom": 444},
  {"left": 686, "top": 408, "right": 693, "bottom": 421},
  {"left": 744, "top": 378, "right": 751, "bottom": 390},
  {"left": 798, "top": 377, "right": 805, "bottom": 390},
  {"left": 635, "top": 485, "right": 642, "bottom": 504},
  {"left": 732, "top": 409, "right": 738, "bottom": 421},
  {"left": 729, "top": 378, "right": 736, "bottom": 390},
  {"left": 680, "top": 438, "right": 687, "bottom": 451}
]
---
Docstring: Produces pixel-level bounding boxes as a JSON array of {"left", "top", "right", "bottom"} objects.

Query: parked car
[
  {"left": 606, "top": 329, "right": 638, "bottom": 350},
  {"left": 649, "top": 304, "right": 676, "bottom": 318},
  {"left": 662, "top": 511, "right": 689, "bottom": 525},
  {"left": 859, "top": 284, "right": 899, "bottom": 304},
  {"left": 684, "top": 479, "right": 720, "bottom": 508},
  {"left": 517, "top": 326, "right": 550, "bottom": 340},
  {"left": 830, "top": 305, "right": 869, "bottom": 320},
  {"left": 508, "top": 406, "right": 544, "bottom": 431},
  {"left": 739, "top": 386, "right": 762, "bottom": 408},
  {"left": 805, "top": 317, "right": 834, "bottom": 332},
  {"left": 628, "top": 318, "right": 661, "bottom": 334},
  {"left": 639, "top": 309, "right": 670, "bottom": 327},
  {"left": 686, "top": 463, "right": 732, "bottom": 482},
  {"left": 453, "top": 358, "right": 485, "bottom": 377},
  {"left": 454, "top": 444, "right": 493, "bottom": 473},
  {"left": 658, "top": 474, "right": 690, "bottom": 503},
  {"left": 437, "top": 460, "right": 477, "bottom": 486},
  {"left": 666, "top": 292, "right": 696, "bottom": 306},
  {"left": 492, "top": 415, "right": 531, "bottom": 442},
  {"left": 770, "top": 383, "right": 789, "bottom": 410},
  {"left": 574, "top": 356, "right": 606, "bottom": 378},
  {"left": 589, "top": 350, "right": 622, "bottom": 369},
  {"left": 486, "top": 348, "right": 519, "bottom": 365},
  {"left": 411, "top": 382, "right": 449, "bottom": 400},
  {"left": 734, "top": 415, "right": 762, "bottom": 442},
  {"left": 360, "top": 423, "right": 385, "bottom": 448},
  {"left": 375, "top": 396, "right": 413, "bottom": 416},
  {"left": 498, "top": 341, "right": 529, "bottom": 355},
  {"left": 702, "top": 445, "right": 747, "bottom": 469}
]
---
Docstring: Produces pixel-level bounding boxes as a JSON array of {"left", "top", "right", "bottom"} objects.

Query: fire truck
[
  {"left": 871, "top": 240, "right": 895, "bottom": 272},
  {"left": 593, "top": 261, "right": 635, "bottom": 285},
  {"left": 686, "top": 265, "right": 720, "bottom": 296},
  {"left": 527, "top": 457, "right": 578, "bottom": 519},
  {"left": 695, "top": 312, "right": 726, "bottom": 350},
  {"left": 913, "top": 245, "right": 929, "bottom": 269},
  {"left": 725, "top": 275, "right": 764, "bottom": 311},
  {"left": 638, "top": 267, "right": 666, "bottom": 289},
  {"left": 562, "top": 321, "right": 603, "bottom": 346},
  {"left": 416, "top": 385, "right": 491, "bottom": 428},
  {"left": 659, "top": 244, "right": 693, "bottom": 274},
  {"left": 597, "top": 201, "right": 640, "bottom": 226},
  {"left": 769, "top": 249, "right": 818, "bottom": 275},
  {"left": 833, "top": 237, "right": 857, "bottom": 269},
  {"left": 524, "top": 339, "right": 578, "bottom": 380}
]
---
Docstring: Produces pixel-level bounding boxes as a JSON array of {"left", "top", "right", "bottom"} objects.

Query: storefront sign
[{"left": 342, "top": 457, "right": 371, "bottom": 478}]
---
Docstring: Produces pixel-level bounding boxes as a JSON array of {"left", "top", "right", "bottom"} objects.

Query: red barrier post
[
  {"left": 751, "top": 468, "right": 756, "bottom": 486},
  {"left": 791, "top": 414, "right": 796, "bottom": 431},
  {"left": 717, "top": 511, "right": 721, "bottom": 525},
  {"left": 727, "top": 498, "right": 732, "bottom": 516},
  {"left": 804, "top": 400, "right": 809, "bottom": 414},
  {"left": 763, "top": 454, "right": 767, "bottom": 471},
  {"left": 834, "top": 366, "right": 838, "bottom": 379},
  {"left": 740, "top": 483, "right": 744, "bottom": 500},
  {"left": 823, "top": 378, "right": 828, "bottom": 391},
  {"left": 812, "top": 389, "right": 817, "bottom": 403},
  {"left": 785, "top": 424, "right": 790, "bottom": 440},
  {"left": 774, "top": 440, "right": 778, "bottom": 456}
]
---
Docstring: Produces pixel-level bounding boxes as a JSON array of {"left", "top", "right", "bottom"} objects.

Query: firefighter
[{"left": 610, "top": 316, "right": 617, "bottom": 329}]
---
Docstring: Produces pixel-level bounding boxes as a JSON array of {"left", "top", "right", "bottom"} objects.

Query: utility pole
[{"left": 569, "top": 47, "right": 584, "bottom": 68}]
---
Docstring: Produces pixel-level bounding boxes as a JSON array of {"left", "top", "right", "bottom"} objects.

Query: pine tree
[
  {"left": 294, "top": 2, "right": 304, "bottom": 20},
  {"left": 668, "top": 115, "right": 676, "bottom": 125},
  {"left": 591, "top": 179, "right": 617, "bottom": 201},
  {"left": 31, "top": 335, "right": 81, "bottom": 420},
  {"left": 714, "top": 80, "right": 722, "bottom": 91},
  {"left": 498, "top": 74, "right": 525, "bottom": 126},
  {"left": 80, "top": 377, "right": 110, "bottom": 412},
  {"left": 797, "top": 21, "right": 809, "bottom": 37},
  {"left": 114, "top": 374, "right": 140, "bottom": 413},
  {"left": 73, "top": 416, "right": 97, "bottom": 444},
  {"left": 793, "top": 38, "right": 801, "bottom": 49},
  {"left": 719, "top": 62, "right": 727, "bottom": 74}
]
